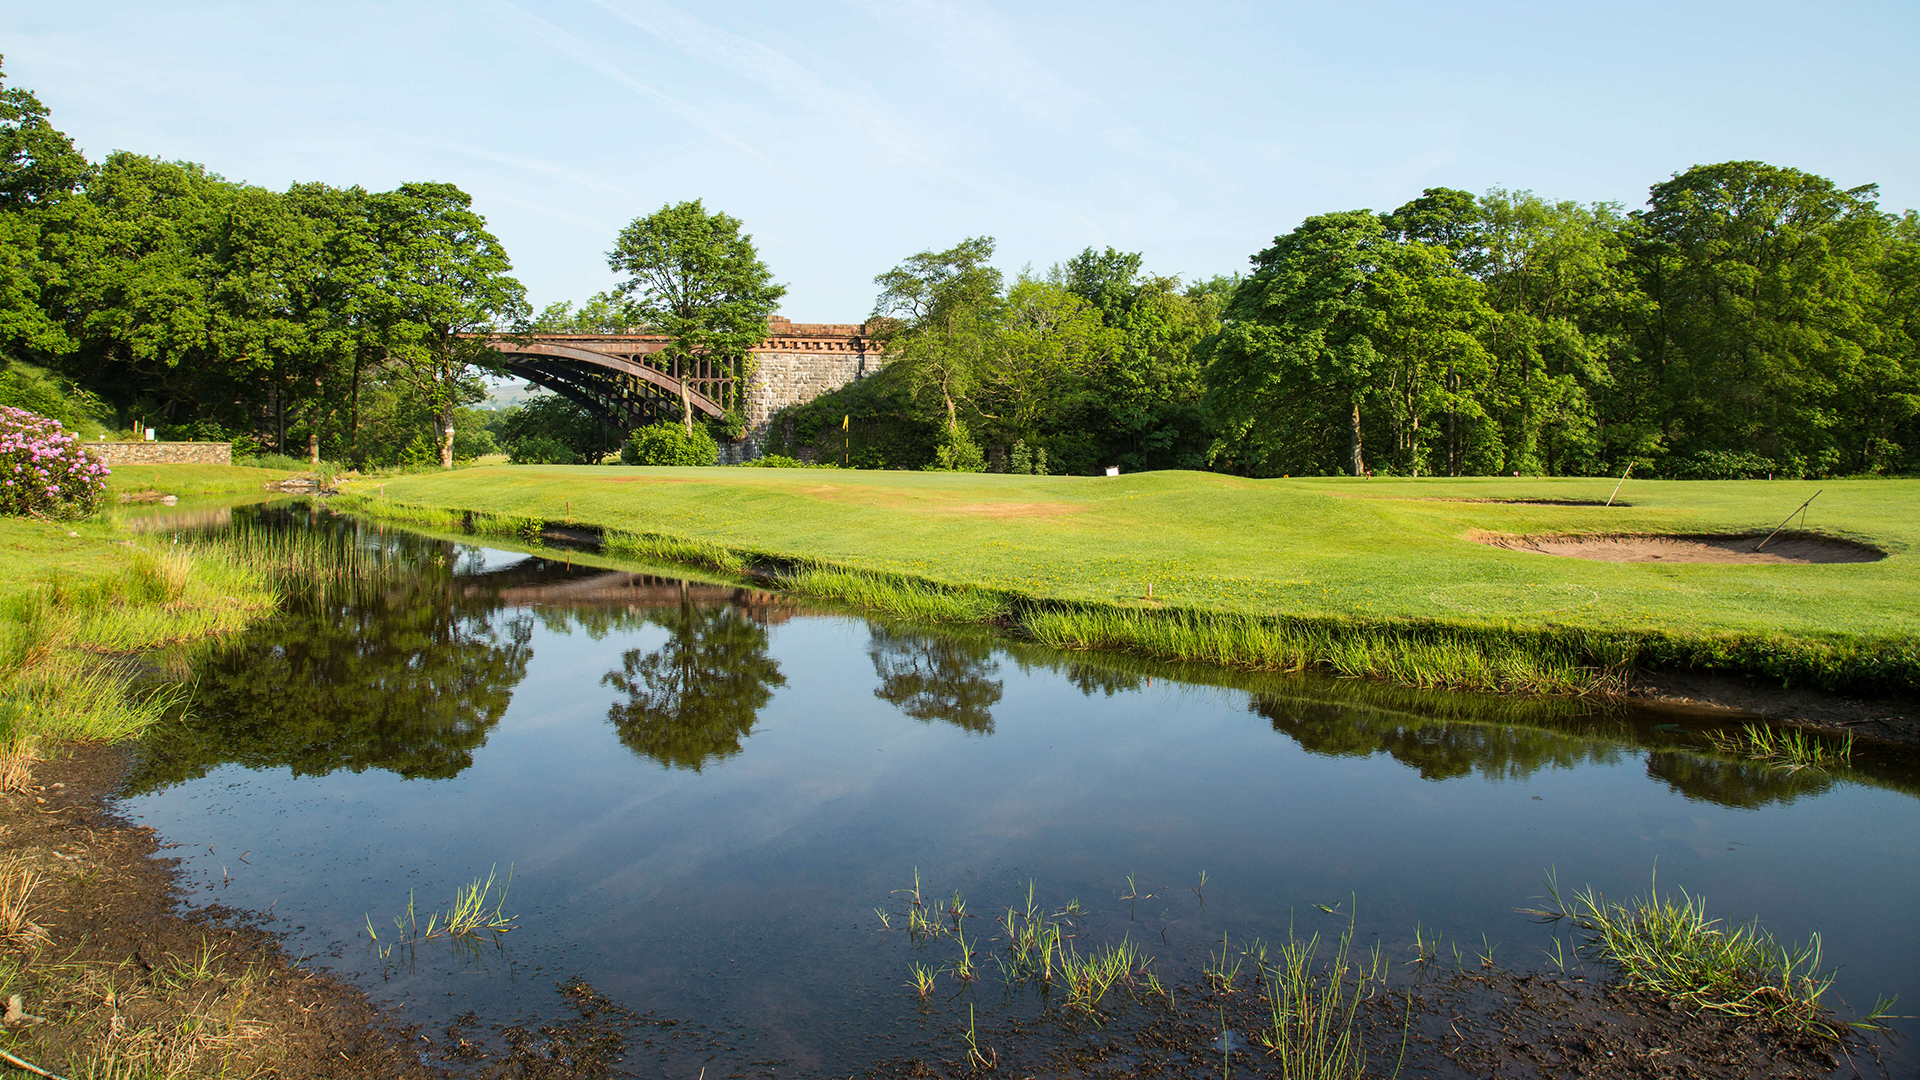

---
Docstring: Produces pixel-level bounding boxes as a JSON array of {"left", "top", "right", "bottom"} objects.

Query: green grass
[
  {"left": 105, "top": 462, "right": 305, "bottom": 499},
  {"left": 0, "top": 517, "right": 277, "bottom": 785},
  {"left": 1525, "top": 870, "right": 1891, "bottom": 1038},
  {"left": 344, "top": 468, "right": 1920, "bottom": 694}
]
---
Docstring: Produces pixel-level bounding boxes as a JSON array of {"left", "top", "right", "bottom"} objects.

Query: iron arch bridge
[{"left": 483, "top": 334, "right": 732, "bottom": 432}]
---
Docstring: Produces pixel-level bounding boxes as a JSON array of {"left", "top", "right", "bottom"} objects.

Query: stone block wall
[
  {"left": 90, "top": 441, "right": 233, "bottom": 466},
  {"left": 732, "top": 322, "right": 879, "bottom": 460}
]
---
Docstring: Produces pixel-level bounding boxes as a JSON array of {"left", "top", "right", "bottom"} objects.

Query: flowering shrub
[{"left": 0, "top": 406, "right": 110, "bottom": 518}]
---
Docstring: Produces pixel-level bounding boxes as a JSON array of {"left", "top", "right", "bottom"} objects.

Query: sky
[{"left": 3, "top": 0, "right": 1916, "bottom": 320}]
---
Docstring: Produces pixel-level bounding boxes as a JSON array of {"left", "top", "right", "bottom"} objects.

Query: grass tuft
[{"left": 1522, "top": 870, "right": 1887, "bottom": 1038}]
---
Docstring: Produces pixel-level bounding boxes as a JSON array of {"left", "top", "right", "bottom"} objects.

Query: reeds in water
[
  {"left": 366, "top": 865, "right": 517, "bottom": 961},
  {"left": 1522, "top": 870, "right": 1889, "bottom": 1038},
  {"left": 1704, "top": 723, "right": 1852, "bottom": 773},
  {"left": 1259, "top": 916, "right": 1393, "bottom": 1080}
]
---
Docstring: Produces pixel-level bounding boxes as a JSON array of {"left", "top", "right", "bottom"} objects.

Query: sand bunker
[{"left": 1478, "top": 533, "right": 1886, "bottom": 564}]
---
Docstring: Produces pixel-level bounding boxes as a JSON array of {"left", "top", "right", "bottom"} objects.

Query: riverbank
[
  {"left": 338, "top": 467, "right": 1920, "bottom": 704},
  {"left": 0, "top": 515, "right": 437, "bottom": 1076}
]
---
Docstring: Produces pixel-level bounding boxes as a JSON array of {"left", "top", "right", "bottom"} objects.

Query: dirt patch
[
  {"left": 1338, "top": 494, "right": 1627, "bottom": 506},
  {"left": 940, "top": 501, "right": 1083, "bottom": 519},
  {"left": 1477, "top": 532, "right": 1886, "bottom": 564},
  {"left": 1630, "top": 671, "right": 1920, "bottom": 746},
  {"left": 0, "top": 743, "right": 436, "bottom": 1079}
]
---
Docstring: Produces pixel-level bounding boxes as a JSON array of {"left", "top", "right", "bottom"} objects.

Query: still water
[{"left": 122, "top": 507, "right": 1920, "bottom": 1074}]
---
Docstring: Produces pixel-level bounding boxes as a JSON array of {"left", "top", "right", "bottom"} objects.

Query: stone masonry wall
[
  {"left": 90, "top": 441, "right": 232, "bottom": 466},
  {"left": 731, "top": 319, "right": 878, "bottom": 461}
]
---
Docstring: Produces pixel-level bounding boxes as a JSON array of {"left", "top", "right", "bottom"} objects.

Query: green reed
[{"left": 1704, "top": 723, "right": 1853, "bottom": 773}]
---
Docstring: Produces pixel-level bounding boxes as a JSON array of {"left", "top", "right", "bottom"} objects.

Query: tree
[
  {"left": 870, "top": 237, "right": 1003, "bottom": 450},
  {"left": 1631, "top": 161, "right": 1893, "bottom": 475},
  {"left": 368, "top": 182, "right": 527, "bottom": 467},
  {"left": 0, "top": 58, "right": 86, "bottom": 361},
  {"left": 531, "top": 290, "right": 643, "bottom": 334},
  {"left": 608, "top": 200, "right": 785, "bottom": 435}
]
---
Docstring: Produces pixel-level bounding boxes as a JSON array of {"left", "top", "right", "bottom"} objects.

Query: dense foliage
[
  {"left": 0, "top": 405, "right": 108, "bottom": 517},
  {"left": 0, "top": 59, "right": 527, "bottom": 468},
  {"left": 622, "top": 420, "right": 719, "bottom": 467},
  {"left": 5, "top": 54, "right": 1914, "bottom": 478}
]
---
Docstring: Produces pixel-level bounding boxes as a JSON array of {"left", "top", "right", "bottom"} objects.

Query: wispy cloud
[
  {"left": 480, "top": 0, "right": 779, "bottom": 168},
  {"left": 411, "top": 135, "right": 634, "bottom": 196},
  {"left": 582, "top": 0, "right": 928, "bottom": 163}
]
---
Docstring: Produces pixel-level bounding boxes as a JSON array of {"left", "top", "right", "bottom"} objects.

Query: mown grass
[
  {"left": 338, "top": 468, "right": 1920, "bottom": 695},
  {"left": 0, "top": 518, "right": 277, "bottom": 787}
]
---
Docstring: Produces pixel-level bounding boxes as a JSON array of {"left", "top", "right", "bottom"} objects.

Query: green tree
[
  {"left": 1631, "top": 161, "right": 1894, "bottom": 475},
  {"left": 368, "top": 182, "right": 527, "bottom": 468},
  {"left": 1205, "top": 211, "right": 1493, "bottom": 477},
  {"left": 531, "top": 290, "right": 643, "bottom": 334},
  {"left": 608, "top": 200, "right": 785, "bottom": 434},
  {"left": 870, "top": 237, "right": 1003, "bottom": 449}
]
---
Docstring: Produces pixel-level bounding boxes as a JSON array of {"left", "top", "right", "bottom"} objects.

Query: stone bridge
[{"left": 486, "top": 317, "right": 878, "bottom": 459}]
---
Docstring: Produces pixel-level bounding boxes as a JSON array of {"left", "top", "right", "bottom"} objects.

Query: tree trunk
[
  {"left": 678, "top": 356, "right": 694, "bottom": 435},
  {"left": 1349, "top": 401, "right": 1366, "bottom": 477},
  {"left": 440, "top": 398, "right": 456, "bottom": 469}
]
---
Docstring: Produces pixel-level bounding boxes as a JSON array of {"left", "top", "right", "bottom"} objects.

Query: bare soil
[
  {"left": 1630, "top": 670, "right": 1920, "bottom": 746},
  {"left": 1477, "top": 531, "right": 1886, "bottom": 564}
]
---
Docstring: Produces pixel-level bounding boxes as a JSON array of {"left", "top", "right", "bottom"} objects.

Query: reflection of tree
[
  {"left": 1252, "top": 697, "right": 1622, "bottom": 781},
  {"left": 127, "top": 541, "right": 535, "bottom": 793},
  {"left": 868, "top": 626, "right": 1002, "bottom": 734},
  {"left": 1645, "top": 751, "right": 1834, "bottom": 809},
  {"left": 603, "top": 603, "right": 785, "bottom": 771},
  {"left": 1063, "top": 664, "right": 1144, "bottom": 698},
  {"left": 1249, "top": 695, "right": 1840, "bottom": 809}
]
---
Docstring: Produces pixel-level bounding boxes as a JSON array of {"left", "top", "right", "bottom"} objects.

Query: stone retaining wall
[
  {"left": 732, "top": 320, "right": 879, "bottom": 461},
  {"left": 90, "top": 441, "right": 232, "bottom": 466}
]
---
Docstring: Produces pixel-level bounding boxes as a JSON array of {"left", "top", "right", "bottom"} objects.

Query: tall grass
[
  {"left": 1524, "top": 870, "right": 1891, "bottom": 1038},
  {"left": 786, "top": 567, "right": 1013, "bottom": 624},
  {"left": 602, "top": 529, "right": 747, "bottom": 574},
  {"left": 0, "top": 539, "right": 275, "bottom": 787},
  {"left": 1025, "top": 607, "right": 1617, "bottom": 696}
]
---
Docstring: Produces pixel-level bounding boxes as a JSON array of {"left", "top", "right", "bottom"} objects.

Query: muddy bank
[
  {"left": 0, "top": 743, "right": 435, "bottom": 1079},
  {"left": 1630, "top": 670, "right": 1920, "bottom": 745},
  {"left": 861, "top": 968, "right": 1876, "bottom": 1079}
]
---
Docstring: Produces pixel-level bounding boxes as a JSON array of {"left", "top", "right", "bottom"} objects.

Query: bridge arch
[{"left": 488, "top": 338, "right": 727, "bottom": 434}]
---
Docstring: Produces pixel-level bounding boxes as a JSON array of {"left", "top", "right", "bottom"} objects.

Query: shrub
[
  {"left": 622, "top": 422, "right": 718, "bottom": 467},
  {"left": 0, "top": 406, "right": 110, "bottom": 518},
  {"left": 738, "top": 454, "right": 826, "bottom": 469},
  {"left": 928, "top": 421, "right": 985, "bottom": 472},
  {"left": 509, "top": 435, "right": 575, "bottom": 465}
]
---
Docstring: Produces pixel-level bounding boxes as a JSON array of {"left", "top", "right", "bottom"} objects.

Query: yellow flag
[{"left": 842, "top": 414, "right": 849, "bottom": 431}]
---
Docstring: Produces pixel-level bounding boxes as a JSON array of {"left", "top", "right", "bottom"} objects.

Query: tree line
[
  {"left": 5, "top": 57, "right": 1915, "bottom": 478},
  {"left": 785, "top": 169, "right": 1918, "bottom": 478}
]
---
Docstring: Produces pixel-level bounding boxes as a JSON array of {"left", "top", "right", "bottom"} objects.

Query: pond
[{"left": 121, "top": 504, "right": 1920, "bottom": 1075}]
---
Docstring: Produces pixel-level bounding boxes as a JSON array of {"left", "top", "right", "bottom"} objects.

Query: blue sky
[{"left": 3, "top": 0, "right": 1915, "bottom": 319}]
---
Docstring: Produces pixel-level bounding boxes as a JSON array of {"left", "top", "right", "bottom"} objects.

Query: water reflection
[
  {"left": 121, "top": 505, "right": 1920, "bottom": 815},
  {"left": 867, "top": 625, "right": 1003, "bottom": 734},
  {"left": 128, "top": 537, "right": 534, "bottom": 794},
  {"left": 604, "top": 601, "right": 786, "bottom": 772}
]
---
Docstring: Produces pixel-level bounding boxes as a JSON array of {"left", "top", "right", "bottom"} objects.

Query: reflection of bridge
[
  {"left": 485, "top": 317, "right": 880, "bottom": 456},
  {"left": 461, "top": 561, "right": 795, "bottom": 623}
]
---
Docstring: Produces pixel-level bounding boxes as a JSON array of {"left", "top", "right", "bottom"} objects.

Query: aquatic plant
[
  {"left": 366, "top": 865, "right": 517, "bottom": 958},
  {"left": 787, "top": 567, "right": 1012, "bottom": 624},
  {"left": 1704, "top": 723, "right": 1852, "bottom": 773},
  {"left": 1523, "top": 869, "right": 1893, "bottom": 1038},
  {"left": 602, "top": 529, "right": 747, "bottom": 574},
  {"left": 1258, "top": 915, "right": 1394, "bottom": 1080}
]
